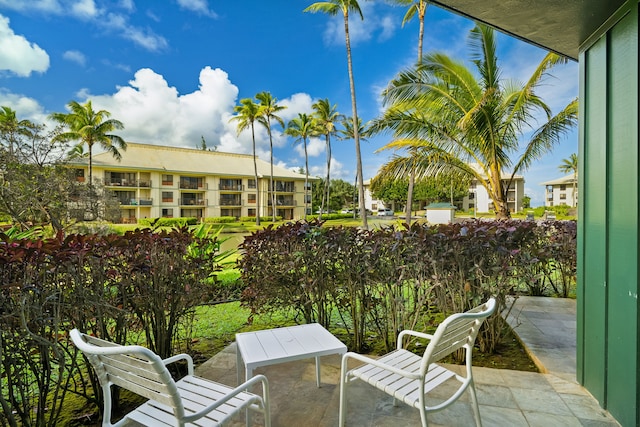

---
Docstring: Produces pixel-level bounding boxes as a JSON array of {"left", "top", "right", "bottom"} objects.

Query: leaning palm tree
[
  {"left": 312, "top": 98, "right": 341, "bottom": 220},
  {"left": 285, "top": 113, "right": 316, "bottom": 220},
  {"left": 374, "top": 24, "right": 578, "bottom": 219},
  {"left": 256, "top": 92, "right": 286, "bottom": 221},
  {"left": 230, "top": 98, "right": 264, "bottom": 225},
  {"left": 559, "top": 153, "right": 578, "bottom": 208},
  {"left": 390, "top": 0, "right": 429, "bottom": 225},
  {"left": 50, "top": 100, "right": 126, "bottom": 187},
  {"left": 304, "top": 0, "right": 367, "bottom": 229}
]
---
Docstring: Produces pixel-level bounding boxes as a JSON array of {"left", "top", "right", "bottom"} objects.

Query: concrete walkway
[{"left": 191, "top": 297, "right": 619, "bottom": 427}]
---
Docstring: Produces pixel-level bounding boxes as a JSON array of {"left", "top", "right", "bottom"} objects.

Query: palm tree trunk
[
  {"left": 324, "top": 135, "right": 331, "bottom": 218},
  {"left": 406, "top": 167, "right": 415, "bottom": 225},
  {"left": 269, "top": 128, "right": 276, "bottom": 222},
  {"left": 251, "top": 124, "right": 260, "bottom": 226},
  {"left": 343, "top": 12, "right": 368, "bottom": 229},
  {"left": 304, "top": 140, "right": 309, "bottom": 220}
]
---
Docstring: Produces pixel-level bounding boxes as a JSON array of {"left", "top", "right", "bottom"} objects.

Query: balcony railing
[
  {"left": 219, "top": 198, "right": 242, "bottom": 206},
  {"left": 219, "top": 183, "right": 243, "bottom": 191},
  {"left": 268, "top": 198, "right": 296, "bottom": 206},
  {"left": 120, "top": 198, "right": 153, "bottom": 206},
  {"left": 180, "top": 182, "right": 207, "bottom": 190},
  {"left": 180, "top": 198, "right": 206, "bottom": 206},
  {"left": 271, "top": 184, "right": 296, "bottom": 192}
]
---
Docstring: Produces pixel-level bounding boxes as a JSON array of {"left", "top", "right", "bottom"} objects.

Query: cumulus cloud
[
  {"left": 309, "top": 157, "right": 348, "bottom": 180},
  {"left": 176, "top": 0, "right": 217, "bottom": 18},
  {"left": 70, "top": 0, "right": 98, "bottom": 20},
  {"left": 63, "top": 50, "right": 86, "bottom": 66},
  {"left": 279, "top": 92, "right": 314, "bottom": 122},
  {"left": 0, "top": 89, "right": 49, "bottom": 124},
  {"left": 0, "top": 15, "right": 49, "bottom": 77}
]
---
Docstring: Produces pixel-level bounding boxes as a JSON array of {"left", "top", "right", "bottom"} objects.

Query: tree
[
  {"left": 311, "top": 98, "right": 341, "bottom": 220},
  {"left": 286, "top": 113, "right": 316, "bottom": 220},
  {"left": 256, "top": 92, "right": 286, "bottom": 221},
  {"left": 374, "top": 24, "right": 578, "bottom": 219},
  {"left": 339, "top": 116, "right": 368, "bottom": 217},
  {"left": 50, "top": 100, "right": 126, "bottom": 187},
  {"left": 0, "top": 106, "right": 35, "bottom": 156},
  {"left": 558, "top": 153, "right": 578, "bottom": 207},
  {"left": 389, "top": 0, "right": 429, "bottom": 225},
  {"left": 230, "top": 98, "right": 264, "bottom": 225},
  {"left": 304, "top": 0, "right": 368, "bottom": 229}
]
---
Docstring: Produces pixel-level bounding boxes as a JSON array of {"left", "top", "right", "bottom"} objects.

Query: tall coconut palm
[
  {"left": 230, "top": 98, "right": 264, "bottom": 225},
  {"left": 390, "top": 0, "right": 429, "bottom": 225},
  {"left": 50, "top": 100, "right": 125, "bottom": 187},
  {"left": 559, "top": 153, "right": 578, "bottom": 207},
  {"left": 312, "top": 98, "right": 341, "bottom": 220},
  {"left": 374, "top": 24, "right": 578, "bottom": 219},
  {"left": 285, "top": 113, "right": 316, "bottom": 220},
  {"left": 256, "top": 92, "right": 286, "bottom": 221},
  {"left": 304, "top": 0, "right": 368, "bottom": 229},
  {"left": 339, "top": 116, "right": 368, "bottom": 216},
  {"left": 0, "top": 106, "right": 35, "bottom": 156}
]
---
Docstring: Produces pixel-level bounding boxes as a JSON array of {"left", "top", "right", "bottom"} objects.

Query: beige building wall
[{"left": 72, "top": 143, "right": 311, "bottom": 223}]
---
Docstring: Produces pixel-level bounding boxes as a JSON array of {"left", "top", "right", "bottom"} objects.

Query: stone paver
[{"left": 189, "top": 297, "right": 620, "bottom": 427}]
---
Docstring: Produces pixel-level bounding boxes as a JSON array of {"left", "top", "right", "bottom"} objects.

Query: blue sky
[{"left": 0, "top": 0, "right": 578, "bottom": 207}]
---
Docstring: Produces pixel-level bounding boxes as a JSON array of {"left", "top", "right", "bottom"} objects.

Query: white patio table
[{"left": 236, "top": 323, "right": 347, "bottom": 388}]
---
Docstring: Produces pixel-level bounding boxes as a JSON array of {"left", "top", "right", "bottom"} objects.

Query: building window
[
  {"left": 247, "top": 208, "right": 256, "bottom": 217},
  {"left": 305, "top": 194, "right": 312, "bottom": 203},
  {"left": 248, "top": 194, "right": 256, "bottom": 204},
  {"left": 560, "top": 194, "right": 567, "bottom": 200},
  {"left": 161, "top": 208, "right": 173, "bottom": 218},
  {"left": 162, "top": 191, "right": 173, "bottom": 202},
  {"left": 248, "top": 179, "right": 256, "bottom": 189},
  {"left": 560, "top": 184, "right": 566, "bottom": 191},
  {"left": 162, "top": 174, "right": 173, "bottom": 185}
]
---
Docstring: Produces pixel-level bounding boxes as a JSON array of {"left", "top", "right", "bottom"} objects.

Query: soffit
[{"left": 428, "top": 0, "right": 627, "bottom": 60}]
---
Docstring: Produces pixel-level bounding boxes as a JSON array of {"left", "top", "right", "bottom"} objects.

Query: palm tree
[
  {"left": 304, "top": 0, "right": 368, "bottom": 229},
  {"left": 339, "top": 116, "right": 368, "bottom": 216},
  {"left": 559, "top": 153, "right": 578, "bottom": 208},
  {"left": 256, "top": 92, "right": 286, "bottom": 221},
  {"left": 285, "top": 113, "right": 316, "bottom": 220},
  {"left": 0, "top": 106, "right": 35, "bottom": 156},
  {"left": 312, "top": 98, "right": 341, "bottom": 219},
  {"left": 390, "top": 0, "right": 429, "bottom": 225},
  {"left": 374, "top": 24, "right": 578, "bottom": 219},
  {"left": 50, "top": 100, "right": 125, "bottom": 187},
  {"left": 230, "top": 98, "right": 264, "bottom": 225}
]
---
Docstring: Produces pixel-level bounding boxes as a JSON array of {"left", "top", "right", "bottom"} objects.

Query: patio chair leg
[
  {"left": 339, "top": 357, "right": 349, "bottom": 427},
  {"left": 468, "top": 381, "right": 482, "bottom": 427}
]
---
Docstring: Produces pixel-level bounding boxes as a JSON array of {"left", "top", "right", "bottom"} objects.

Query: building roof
[
  {"left": 77, "top": 143, "right": 310, "bottom": 180},
  {"left": 541, "top": 173, "right": 577, "bottom": 186},
  {"left": 428, "top": 0, "right": 625, "bottom": 60}
]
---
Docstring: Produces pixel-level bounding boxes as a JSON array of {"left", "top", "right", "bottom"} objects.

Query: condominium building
[
  {"left": 541, "top": 173, "right": 578, "bottom": 207},
  {"left": 70, "top": 143, "right": 312, "bottom": 223}
]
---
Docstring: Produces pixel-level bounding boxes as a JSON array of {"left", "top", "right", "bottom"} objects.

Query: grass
[{"left": 187, "top": 301, "right": 538, "bottom": 372}]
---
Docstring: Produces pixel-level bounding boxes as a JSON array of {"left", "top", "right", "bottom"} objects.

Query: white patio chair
[
  {"left": 70, "top": 329, "right": 271, "bottom": 427},
  {"left": 338, "top": 297, "right": 496, "bottom": 427}
]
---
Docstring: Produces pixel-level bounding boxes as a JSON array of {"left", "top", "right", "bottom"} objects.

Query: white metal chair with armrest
[
  {"left": 339, "top": 297, "right": 496, "bottom": 427},
  {"left": 70, "top": 329, "right": 271, "bottom": 427}
]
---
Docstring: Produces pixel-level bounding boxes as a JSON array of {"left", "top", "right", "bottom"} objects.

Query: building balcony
[
  {"left": 219, "top": 183, "right": 244, "bottom": 191},
  {"left": 219, "top": 198, "right": 242, "bottom": 206},
  {"left": 120, "top": 198, "right": 153, "bottom": 206},
  {"left": 180, "top": 198, "right": 206, "bottom": 206},
  {"left": 268, "top": 198, "right": 296, "bottom": 206}
]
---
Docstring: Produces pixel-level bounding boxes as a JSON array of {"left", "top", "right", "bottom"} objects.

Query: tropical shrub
[
  {"left": 0, "top": 227, "right": 227, "bottom": 426},
  {"left": 239, "top": 219, "right": 577, "bottom": 354}
]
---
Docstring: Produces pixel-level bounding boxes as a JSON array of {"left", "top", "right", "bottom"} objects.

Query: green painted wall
[{"left": 578, "top": 2, "right": 638, "bottom": 425}]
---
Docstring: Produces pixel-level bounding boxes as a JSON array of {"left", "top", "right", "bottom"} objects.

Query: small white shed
[{"left": 425, "top": 203, "right": 456, "bottom": 224}]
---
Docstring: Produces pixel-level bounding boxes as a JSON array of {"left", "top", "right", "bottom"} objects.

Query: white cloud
[
  {"left": 0, "top": 89, "right": 49, "bottom": 125},
  {"left": 103, "top": 12, "right": 168, "bottom": 51},
  {"left": 279, "top": 92, "right": 314, "bottom": 122},
  {"left": 63, "top": 49, "right": 86, "bottom": 66},
  {"left": 309, "top": 157, "right": 347, "bottom": 180},
  {"left": 176, "top": 0, "right": 217, "bottom": 18},
  {"left": 0, "top": 15, "right": 49, "bottom": 77},
  {"left": 70, "top": 0, "right": 98, "bottom": 20},
  {"left": 0, "top": 1, "right": 167, "bottom": 52},
  {"left": 320, "top": 2, "right": 397, "bottom": 47}
]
